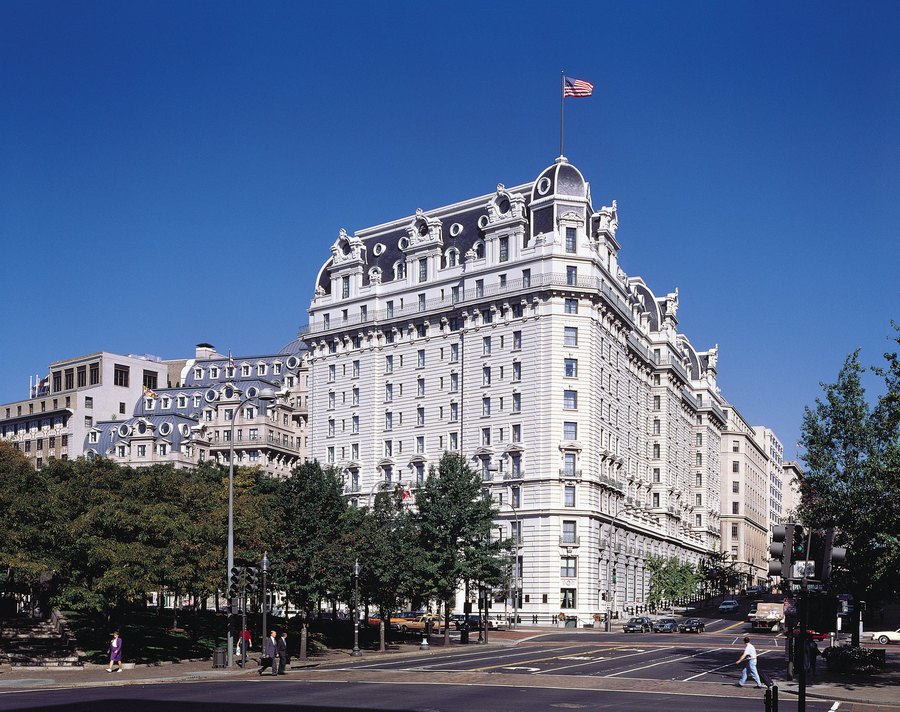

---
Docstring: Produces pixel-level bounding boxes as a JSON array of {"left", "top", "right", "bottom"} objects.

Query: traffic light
[
  {"left": 245, "top": 566, "right": 259, "bottom": 593},
  {"left": 768, "top": 523, "right": 793, "bottom": 580},
  {"left": 814, "top": 527, "right": 847, "bottom": 584},
  {"left": 612, "top": 572, "right": 617, "bottom": 585},
  {"left": 790, "top": 524, "right": 809, "bottom": 578},
  {"left": 228, "top": 566, "right": 243, "bottom": 598}
]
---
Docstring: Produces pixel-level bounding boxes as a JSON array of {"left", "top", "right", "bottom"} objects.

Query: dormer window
[{"left": 394, "top": 261, "right": 406, "bottom": 280}]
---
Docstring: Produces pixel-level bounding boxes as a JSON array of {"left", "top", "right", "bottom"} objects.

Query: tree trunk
[
  {"left": 443, "top": 600, "right": 450, "bottom": 645},
  {"left": 299, "top": 621, "right": 308, "bottom": 660}
]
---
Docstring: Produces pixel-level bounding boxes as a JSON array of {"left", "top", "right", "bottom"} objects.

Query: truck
[{"left": 750, "top": 602, "right": 784, "bottom": 632}]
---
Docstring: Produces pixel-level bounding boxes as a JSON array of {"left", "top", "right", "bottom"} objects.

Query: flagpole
[{"left": 559, "top": 70, "right": 565, "bottom": 157}]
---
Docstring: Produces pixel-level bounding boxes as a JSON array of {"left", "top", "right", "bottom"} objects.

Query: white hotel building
[{"left": 303, "top": 157, "right": 725, "bottom": 620}]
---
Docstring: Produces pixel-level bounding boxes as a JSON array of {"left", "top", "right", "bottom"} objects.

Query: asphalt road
[{"left": 0, "top": 679, "right": 835, "bottom": 712}]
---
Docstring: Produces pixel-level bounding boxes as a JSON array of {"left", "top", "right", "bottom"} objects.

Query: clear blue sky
[{"left": 1, "top": 1, "right": 898, "bottom": 460}]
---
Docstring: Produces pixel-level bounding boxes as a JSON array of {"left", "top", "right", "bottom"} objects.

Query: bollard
[
  {"left": 764, "top": 686, "right": 772, "bottom": 712},
  {"left": 772, "top": 684, "right": 778, "bottom": 712},
  {"left": 420, "top": 636, "right": 429, "bottom": 651}
]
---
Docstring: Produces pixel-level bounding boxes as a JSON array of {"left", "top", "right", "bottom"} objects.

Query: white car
[
  {"left": 870, "top": 628, "right": 900, "bottom": 645},
  {"left": 719, "top": 600, "right": 739, "bottom": 613}
]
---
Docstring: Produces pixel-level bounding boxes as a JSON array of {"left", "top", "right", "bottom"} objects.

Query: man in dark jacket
[
  {"left": 276, "top": 631, "right": 288, "bottom": 675},
  {"left": 258, "top": 630, "right": 278, "bottom": 676}
]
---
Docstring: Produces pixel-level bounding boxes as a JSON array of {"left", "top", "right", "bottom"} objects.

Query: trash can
[
  {"left": 213, "top": 648, "right": 227, "bottom": 668},
  {"left": 564, "top": 616, "right": 577, "bottom": 628}
]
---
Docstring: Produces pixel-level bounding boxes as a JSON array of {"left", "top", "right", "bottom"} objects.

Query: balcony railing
[
  {"left": 304, "top": 271, "right": 633, "bottom": 336},
  {"left": 559, "top": 535, "right": 581, "bottom": 547}
]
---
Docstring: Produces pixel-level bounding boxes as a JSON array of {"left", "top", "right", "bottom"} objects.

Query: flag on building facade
[
  {"left": 563, "top": 76, "right": 593, "bottom": 97},
  {"left": 143, "top": 385, "right": 159, "bottom": 399},
  {"left": 229, "top": 351, "right": 236, "bottom": 371},
  {"left": 401, "top": 484, "right": 412, "bottom": 500}
]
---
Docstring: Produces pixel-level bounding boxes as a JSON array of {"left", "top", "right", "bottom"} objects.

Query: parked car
[
  {"left": 746, "top": 586, "right": 761, "bottom": 597},
  {"left": 623, "top": 616, "right": 653, "bottom": 633},
  {"left": 678, "top": 618, "right": 706, "bottom": 633},
  {"left": 653, "top": 617, "right": 678, "bottom": 633},
  {"left": 747, "top": 602, "right": 759, "bottom": 621},
  {"left": 451, "top": 614, "right": 499, "bottom": 631},
  {"left": 398, "top": 614, "right": 453, "bottom": 634},
  {"left": 719, "top": 600, "right": 740, "bottom": 613},
  {"left": 869, "top": 628, "right": 900, "bottom": 645}
]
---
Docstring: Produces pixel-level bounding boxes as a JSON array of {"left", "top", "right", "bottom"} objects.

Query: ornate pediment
[
  {"left": 484, "top": 184, "right": 527, "bottom": 226},
  {"left": 403, "top": 209, "right": 443, "bottom": 250},
  {"left": 330, "top": 228, "right": 367, "bottom": 267}
]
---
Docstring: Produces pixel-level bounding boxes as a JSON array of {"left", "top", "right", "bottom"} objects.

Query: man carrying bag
[{"left": 258, "top": 630, "right": 278, "bottom": 676}]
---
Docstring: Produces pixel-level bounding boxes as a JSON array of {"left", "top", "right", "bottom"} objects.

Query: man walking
[
  {"left": 259, "top": 630, "right": 278, "bottom": 676},
  {"left": 276, "top": 631, "right": 288, "bottom": 675},
  {"left": 736, "top": 636, "right": 764, "bottom": 688}
]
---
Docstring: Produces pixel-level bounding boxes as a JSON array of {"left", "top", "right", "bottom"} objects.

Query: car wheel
[
  {"left": 879, "top": 635, "right": 890, "bottom": 645},
  {"left": 400, "top": 625, "right": 408, "bottom": 633}
]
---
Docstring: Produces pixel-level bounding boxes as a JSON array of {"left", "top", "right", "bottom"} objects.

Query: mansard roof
[{"left": 315, "top": 157, "right": 594, "bottom": 295}]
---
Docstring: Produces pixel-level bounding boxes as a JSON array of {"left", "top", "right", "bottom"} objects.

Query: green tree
[
  {"left": 646, "top": 556, "right": 699, "bottom": 605},
  {"left": 269, "top": 461, "right": 346, "bottom": 656},
  {"left": 799, "top": 334, "right": 900, "bottom": 601},
  {"left": 415, "top": 453, "right": 507, "bottom": 643}
]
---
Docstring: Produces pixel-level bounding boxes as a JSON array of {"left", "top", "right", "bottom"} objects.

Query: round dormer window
[
  {"left": 398, "top": 237, "right": 409, "bottom": 250},
  {"left": 537, "top": 176, "right": 552, "bottom": 195},
  {"left": 137, "top": 421, "right": 147, "bottom": 434},
  {"left": 205, "top": 389, "right": 218, "bottom": 403},
  {"left": 159, "top": 423, "right": 172, "bottom": 436},
  {"left": 373, "top": 243, "right": 386, "bottom": 256},
  {"left": 224, "top": 386, "right": 235, "bottom": 399},
  {"left": 449, "top": 222, "right": 463, "bottom": 237},
  {"left": 118, "top": 424, "right": 131, "bottom": 437},
  {"left": 418, "top": 221, "right": 428, "bottom": 237},
  {"left": 498, "top": 197, "right": 510, "bottom": 214}
]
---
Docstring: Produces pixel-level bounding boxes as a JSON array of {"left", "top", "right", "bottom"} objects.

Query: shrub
[{"left": 822, "top": 645, "right": 886, "bottom": 674}]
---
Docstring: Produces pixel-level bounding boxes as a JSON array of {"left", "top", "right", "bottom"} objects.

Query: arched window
[
  {"left": 394, "top": 261, "right": 406, "bottom": 281},
  {"left": 473, "top": 240, "right": 485, "bottom": 259}
]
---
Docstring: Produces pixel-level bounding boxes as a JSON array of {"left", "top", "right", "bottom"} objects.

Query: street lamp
[
  {"left": 506, "top": 488, "right": 521, "bottom": 630},
  {"left": 351, "top": 559, "right": 361, "bottom": 657},
  {"left": 260, "top": 551, "right": 269, "bottom": 652},
  {"left": 604, "top": 503, "right": 642, "bottom": 632},
  {"left": 227, "top": 385, "right": 277, "bottom": 668}
]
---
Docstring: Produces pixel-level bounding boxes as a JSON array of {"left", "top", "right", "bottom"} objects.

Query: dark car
[
  {"left": 678, "top": 618, "right": 706, "bottom": 633},
  {"left": 623, "top": 616, "right": 653, "bottom": 633},
  {"left": 451, "top": 614, "right": 496, "bottom": 631},
  {"left": 653, "top": 617, "right": 678, "bottom": 633}
]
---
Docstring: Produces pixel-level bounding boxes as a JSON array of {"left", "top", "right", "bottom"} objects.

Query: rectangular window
[
  {"left": 696, "top": 432, "right": 703, "bottom": 446},
  {"left": 416, "top": 435, "right": 425, "bottom": 453},
  {"left": 481, "top": 427, "right": 491, "bottom": 445},
  {"left": 695, "top": 473, "right": 702, "bottom": 486},
  {"left": 84, "top": 396, "right": 93, "bottom": 409},
  {"left": 342, "top": 275, "right": 350, "bottom": 298},
  {"left": 512, "top": 424, "right": 521, "bottom": 442},
  {"left": 653, "top": 419, "right": 661, "bottom": 435},
  {"left": 653, "top": 395, "right": 661, "bottom": 411},
  {"left": 449, "top": 431, "right": 458, "bottom": 450},
  {"left": 653, "top": 467, "right": 661, "bottom": 483},
  {"left": 566, "top": 265, "right": 577, "bottom": 285},
  {"left": 113, "top": 365, "right": 129, "bottom": 387},
  {"left": 417, "top": 349, "right": 425, "bottom": 368},
  {"left": 76, "top": 366, "right": 86, "bottom": 388},
  {"left": 731, "top": 523, "right": 739, "bottom": 538},
  {"left": 386, "top": 300, "right": 394, "bottom": 318},
  {"left": 385, "top": 355, "right": 393, "bottom": 374},
  {"left": 512, "top": 393, "right": 521, "bottom": 412},
  {"left": 328, "top": 364, "right": 336, "bottom": 383},
  {"left": 417, "top": 406, "right": 425, "bottom": 426},
  {"left": 652, "top": 492, "right": 660, "bottom": 507},
  {"left": 482, "top": 366, "right": 491, "bottom": 386},
  {"left": 732, "top": 461, "right": 740, "bottom": 473},
  {"left": 384, "top": 383, "right": 393, "bottom": 402},
  {"left": 450, "top": 402, "right": 459, "bottom": 421},
  {"left": 384, "top": 412, "right": 393, "bottom": 430},
  {"left": 64, "top": 368, "right": 74, "bottom": 390},
  {"left": 564, "top": 485, "right": 575, "bottom": 507},
  {"left": 563, "top": 421, "right": 577, "bottom": 440},
  {"left": 564, "top": 358, "right": 578, "bottom": 378},
  {"left": 418, "top": 292, "right": 426, "bottom": 311},
  {"left": 653, "top": 443, "right": 660, "bottom": 458},
  {"left": 562, "top": 520, "right": 577, "bottom": 544},
  {"left": 563, "top": 327, "right": 578, "bottom": 346},
  {"left": 352, "top": 360, "right": 360, "bottom": 378},
  {"left": 564, "top": 297, "right": 578, "bottom": 314},
  {"left": 563, "top": 452, "right": 576, "bottom": 475},
  {"left": 565, "top": 227, "right": 576, "bottom": 253},
  {"left": 563, "top": 390, "right": 577, "bottom": 410},
  {"left": 732, "top": 440, "right": 740, "bottom": 452},
  {"left": 560, "top": 557, "right": 577, "bottom": 578},
  {"left": 732, "top": 481, "right": 739, "bottom": 493},
  {"left": 418, "top": 259, "right": 427, "bottom": 283},
  {"left": 695, "top": 493, "right": 702, "bottom": 506},
  {"left": 482, "top": 397, "right": 491, "bottom": 416},
  {"left": 89, "top": 362, "right": 100, "bottom": 385},
  {"left": 732, "top": 502, "right": 739, "bottom": 514},
  {"left": 499, "top": 236, "right": 509, "bottom": 262},
  {"left": 512, "top": 361, "right": 521, "bottom": 381},
  {"left": 383, "top": 440, "right": 393, "bottom": 457},
  {"left": 522, "top": 268, "right": 531, "bottom": 287},
  {"left": 482, "top": 336, "right": 491, "bottom": 355},
  {"left": 475, "top": 279, "right": 484, "bottom": 298},
  {"left": 513, "top": 330, "right": 522, "bottom": 350}
]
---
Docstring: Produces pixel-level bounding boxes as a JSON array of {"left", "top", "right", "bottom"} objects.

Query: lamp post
[
  {"left": 227, "top": 386, "right": 277, "bottom": 668},
  {"left": 351, "top": 559, "right": 361, "bottom": 657},
  {"left": 260, "top": 551, "right": 269, "bottom": 654},
  {"left": 506, "top": 490, "right": 521, "bottom": 630},
  {"left": 605, "top": 503, "right": 640, "bottom": 632}
]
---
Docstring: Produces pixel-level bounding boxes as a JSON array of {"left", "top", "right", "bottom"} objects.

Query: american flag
[
  {"left": 143, "top": 385, "right": 159, "bottom": 399},
  {"left": 564, "top": 77, "right": 593, "bottom": 98},
  {"left": 229, "top": 350, "right": 235, "bottom": 371}
]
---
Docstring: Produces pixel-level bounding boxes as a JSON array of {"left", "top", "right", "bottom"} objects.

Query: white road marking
[
  {"left": 829, "top": 703, "right": 841, "bottom": 711},
  {"left": 605, "top": 648, "right": 721, "bottom": 678},
  {"left": 683, "top": 649, "right": 768, "bottom": 681}
]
